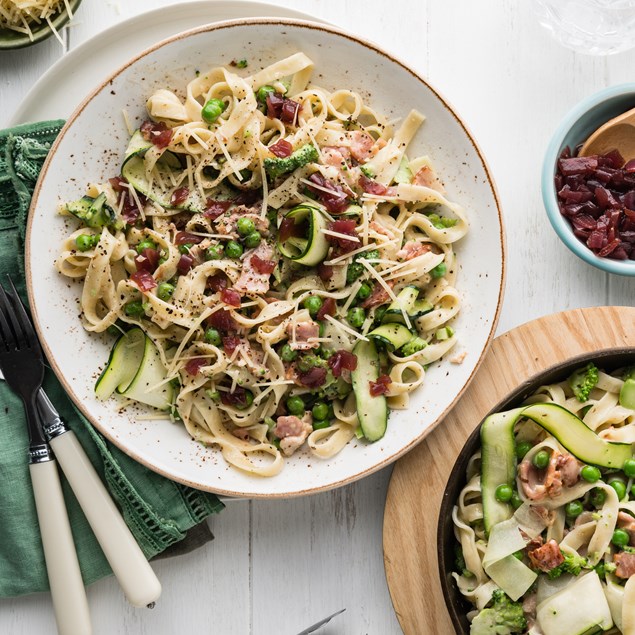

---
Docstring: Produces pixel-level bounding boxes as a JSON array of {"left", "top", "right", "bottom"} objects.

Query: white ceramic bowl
[{"left": 26, "top": 19, "right": 505, "bottom": 497}]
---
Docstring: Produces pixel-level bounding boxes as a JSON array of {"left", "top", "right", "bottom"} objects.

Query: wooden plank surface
[{"left": 383, "top": 306, "right": 635, "bottom": 635}]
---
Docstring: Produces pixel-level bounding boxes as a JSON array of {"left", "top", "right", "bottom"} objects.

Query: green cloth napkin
[{"left": 0, "top": 121, "right": 224, "bottom": 598}]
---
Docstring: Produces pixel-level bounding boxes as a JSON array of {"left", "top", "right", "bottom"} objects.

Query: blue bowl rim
[{"left": 541, "top": 82, "right": 635, "bottom": 277}]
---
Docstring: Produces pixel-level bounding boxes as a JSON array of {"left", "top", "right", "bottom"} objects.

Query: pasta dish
[
  {"left": 453, "top": 362, "right": 635, "bottom": 634},
  {"left": 56, "top": 53, "right": 467, "bottom": 476}
]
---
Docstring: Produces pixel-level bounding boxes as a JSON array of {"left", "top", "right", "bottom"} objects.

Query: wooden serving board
[{"left": 383, "top": 306, "right": 635, "bottom": 635}]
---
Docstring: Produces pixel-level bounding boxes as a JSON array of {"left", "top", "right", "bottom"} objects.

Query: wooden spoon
[{"left": 579, "top": 105, "right": 635, "bottom": 160}]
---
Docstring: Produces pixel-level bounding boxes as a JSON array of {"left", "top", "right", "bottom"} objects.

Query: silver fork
[{"left": 0, "top": 277, "right": 91, "bottom": 635}]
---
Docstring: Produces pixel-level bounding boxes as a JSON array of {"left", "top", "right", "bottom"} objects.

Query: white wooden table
[{"left": 1, "top": 1, "right": 633, "bottom": 633}]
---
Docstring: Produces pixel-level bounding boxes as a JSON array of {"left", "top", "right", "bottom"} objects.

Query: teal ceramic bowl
[
  {"left": 542, "top": 84, "right": 635, "bottom": 276},
  {"left": 0, "top": 0, "right": 81, "bottom": 50}
]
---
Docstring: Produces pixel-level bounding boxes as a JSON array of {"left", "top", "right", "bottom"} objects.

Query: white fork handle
[
  {"left": 29, "top": 460, "right": 92, "bottom": 635},
  {"left": 50, "top": 431, "right": 162, "bottom": 608}
]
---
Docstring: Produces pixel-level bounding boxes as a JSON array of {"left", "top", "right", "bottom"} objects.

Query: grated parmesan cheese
[
  {"left": 324, "top": 314, "right": 369, "bottom": 342},
  {"left": 0, "top": 0, "right": 72, "bottom": 43}
]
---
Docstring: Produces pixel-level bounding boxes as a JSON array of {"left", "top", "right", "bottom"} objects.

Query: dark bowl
[
  {"left": 0, "top": 0, "right": 82, "bottom": 50},
  {"left": 437, "top": 347, "right": 635, "bottom": 634}
]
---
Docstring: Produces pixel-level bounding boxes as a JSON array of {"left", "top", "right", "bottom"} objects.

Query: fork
[{"left": 0, "top": 278, "right": 91, "bottom": 635}]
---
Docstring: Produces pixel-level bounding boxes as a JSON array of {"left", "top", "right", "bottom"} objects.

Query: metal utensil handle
[
  {"left": 29, "top": 460, "right": 92, "bottom": 635},
  {"left": 50, "top": 431, "right": 162, "bottom": 608}
]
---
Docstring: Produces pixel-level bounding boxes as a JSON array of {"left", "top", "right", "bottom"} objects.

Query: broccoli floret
[
  {"left": 594, "top": 561, "right": 617, "bottom": 580},
  {"left": 568, "top": 362, "right": 599, "bottom": 402},
  {"left": 427, "top": 212, "right": 458, "bottom": 229},
  {"left": 454, "top": 544, "right": 474, "bottom": 578},
  {"left": 66, "top": 192, "right": 118, "bottom": 229},
  {"left": 400, "top": 336, "right": 427, "bottom": 357},
  {"left": 470, "top": 590, "right": 526, "bottom": 635},
  {"left": 263, "top": 144, "right": 318, "bottom": 179},
  {"left": 547, "top": 551, "right": 589, "bottom": 579}
]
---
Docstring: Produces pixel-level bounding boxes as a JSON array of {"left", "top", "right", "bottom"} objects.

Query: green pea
[
  {"left": 430, "top": 262, "right": 447, "bottom": 279},
  {"left": 565, "top": 501, "right": 584, "bottom": 517},
  {"left": 327, "top": 403, "right": 335, "bottom": 419},
  {"left": 201, "top": 98, "right": 227, "bottom": 123},
  {"left": 610, "top": 479, "right": 627, "bottom": 500},
  {"left": 515, "top": 441, "right": 532, "bottom": 460},
  {"left": 237, "top": 217, "right": 256, "bottom": 236},
  {"left": 225, "top": 240, "right": 243, "bottom": 258},
  {"left": 495, "top": 484, "right": 513, "bottom": 503},
  {"left": 624, "top": 459, "right": 635, "bottom": 478},
  {"left": 374, "top": 305, "right": 387, "bottom": 324},
  {"left": 347, "top": 307, "right": 366, "bottom": 329},
  {"left": 581, "top": 465, "right": 601, "bottom": 483},
  {"left": 178, "top": 243, "right": 193, "bottom": 254},
  {"left": 318, "top": 321, "right": 326, "bottom": 337},
  {"left": 280, "top": 343, "right": 297, "bottom": 362},
  {"left": 612, "top": 528, "right": 630, "bottom": 547},
  {"left": 356, "top": 282, "right": 372, "bottom": 301},
  {"left": 590, "top": 488, "right": 606, "bottom": 508},
  {"left": 256, "top": 85, "right": 276, "bottom": 103},
  {"left": 206, "top": 244, "right": 224, "bottom": 260},
  {"left": 136, "top": 239, "right": 156, "bottom": 254},
  {"left": 205, "top": 389, "right": 220, "bottom": 402},
  {"left": 312, "top": 419, "right": 330, "bottom": 430},
  {"left": 312, "top": 401, "right": 329, "bottom": 421},
  {"left": 296, "top": 355, "right": 318, "bottom": 373},
  {"left": 236, "top": 390, "right": 254, "bottom": 410},
  {"left": 512, "top": 551, "right": 524, "bottom": 561},
  {"left": 157, "top": 282, "right": 175, "bottom": 301},
  {"left": 75, "top": 234, "right": 97, "bottom": 251},
  {"left": 532, "top": 450, "right": 550, "bottom": 470},
  {"left": 303, "top": 296, "right": 323, "bottom": 318},
  {"left": 204, "top": 328, "right": 222, "bottom": 346},
  {"left": 244, "top": 232, "right": 262, "bottom": 249},
  {"left": 286, "top": 395, "right": 305, "bottom": 416},
  {"left": 510, "top": 491, "right": 523, "bottom": 510},
  {"left": 124, "top": 301, "right": 144, "bottom": 317}
]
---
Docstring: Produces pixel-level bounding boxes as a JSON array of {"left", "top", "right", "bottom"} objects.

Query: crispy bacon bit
[
  {"left": 117, "top": 187, "right": 147, "bottom": 225},
  {"left": 307, "top": 173, "right": 350, "bottom": 213},
  {"left": 203, "top": 199, "right": 232, "bottom": 220},
  {"left": 130, "top": 269, "right": 157, "bottom": 292},
  {"left": 269, "top": 139, "right": 293, "bottom": 158},
  {"left": 220, "top": 288, "right": 241, "bottom": 307},
  {"left": 220, "top": 385, "right": 249, "bottom": 407},
  {"left": 274, "top": 415, "right": 305, "bottom": 438},
  {"left": 252, "top": 254, "right": 276, "bottom": 274},
  {"left": 369, "top": 374, "right": 392, "bottom": 397},
  {"left": 413, "top": 166, "right": 445, "bottom": 192},
  {"left": 140, "top": 120, "right": 173, "bottom": 149},
  {"left": 317, "top": 297, "right": 336, "bottom": 321},
  {"left": 322, "top": 146, "right": 351, "bottom": 169},
  {"left": 266, "top": 92, "right": 285, "bottom": 119},
  {"left": 318, "top": 262, "right": 334, "bottom": 281},
  {"left": 614, "top": 552, "right": 635, "bottom": 579},
  {"left": 298, "top": 366, "right": 327, "bottom": 388},
  {"left": 558, "top": 156, "right": 599, "bottom": 176},
  {"left": 222, "top": 335, "right": 241, "bottom": 355},
  {"left": 207, "top": 273, "right": 229, "bottom": 292},
  {"left": 527, "top": 540, "right": 564, "bottom": 572},
  {"left": 109, "top": 176, "right": 128, "bottom": 192},
  {"left": 281, "top": 98, "right": 301, "bottom": 125},
  {"left": 328, "top": 350, "right": 358, "bottom": 377},
  {"left": 176, "top": 254, "right": 194, "bottom": 275},
  {"left": 396, "top": 241, "right": 431, "bottom": 260},
  {"left": 234, "top": 242, "right": 275, "bottom": 295},
  {"left": 361, "top": 282, "right": 394, "bottom": 309},
  {"left": 326, "top": 219, "right": 358, "bottom": 251},
  {"left": 185, "top": 357, "right": 207, "bottom": 375},
  {"left": 134, "top": 248, "right": 159, "bottom": 272},
  {"left": 348, "top": 130, "right": 375, "bottom": 162},
  {"left": 207, "top": 308, "right": 236, "bottom": 332},
  {"left": 359, "top": 174, "right": 388, "bottom": 195},
  {"left": 175, "top": 231, "right": 204, "bottom": 245},
  {"left": 170, "top": 187, "right": 189, "bottom": 207},
  {"left": 279, "top": 216, "right": 303, "bottom": 243},
  {"left": 288, "top": 321, "right": 320, "bottom": 351}
]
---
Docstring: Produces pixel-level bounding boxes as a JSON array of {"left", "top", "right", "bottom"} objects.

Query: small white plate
[
  {"left": 9, "top": 0, "right": 322, "bottom": 125},
  {"left": 26, "top": 18, "right": 505, "bottom": 498}
]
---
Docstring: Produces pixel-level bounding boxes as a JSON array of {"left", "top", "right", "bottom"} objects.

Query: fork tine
[
  {"left": 0, "top": 290, "right": 14, "bottom": 352},
  {"left": 0, "top": 284, "right": 27, "bottom": 349},
  {"left": 5, "top": 275, "right": 39, "bottom": 350}
]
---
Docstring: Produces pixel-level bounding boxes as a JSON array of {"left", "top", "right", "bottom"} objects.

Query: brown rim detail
[{"left": 25, "top": 17, "right": 506, "bottom": 499}]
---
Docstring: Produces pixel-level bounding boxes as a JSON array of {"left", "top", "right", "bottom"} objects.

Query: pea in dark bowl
[{"left": 436, "top": 347, "right": 635, "bottom": 634}]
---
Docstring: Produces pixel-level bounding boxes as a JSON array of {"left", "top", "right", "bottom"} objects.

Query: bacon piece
[
  {"left": 369, "top": 374, "right": 392, "bottom": 396},
  {"left": 316, "top": 297, "right": 336, "bottom": 321},
  {"left": 207, "top": 273, "right": 229, "bottom": 292},
  {"left": 288, "top": 320, "right": 320, "bottom": 351},
  {"left": 222, "top": 335, "right": 241, "bottom": 355},
  {"left": 527, "top": 540, "right": 564, "bottom": 573},
  {"left": 170, "top": 187, "right": 189, "bottom": 207},
  {"left": 328, "top": 350, "right": 357, "bottom": 377},
  {"left": 140, "top": 120, "right": 173, "bottom": 149},
  {"left": 134, "top": 248, "right": 159, "bottom": 273},
  {"left": 348, "top": 130, "right": 375, "bottom": 162},
  {"left": 266, "top": 92, "right": 285, "bottom": 119},
  {"left": 396, "top": 241, "right": 432, "bottom": 260},
  {"left": 298, "top": 366, "right": 327, "bottom": 388},
  {"left": 109, "top": 176, "right": 128, "bottom": 192},
  {"left": 184, "top": 357, "right": 206, "bottom": 375},
  {"left": 220, "top": 288, "right": 241, "bottom": 307},
  {"left": 269, "top": 138, "right": 293, "bottom": 158},
  {"left": 130, "top": 269, "right": 157, "bottom": 292},
  {"left": 281, "top": 99, "right": 301, "bottom": 125},
  {"left": 326, "top": 219, "right": 358, "bottom": 253},
  {"left": 206, "top": 308, "right": 236, "bottom": 332},
  {"left": 359, "top": 174, "right": 388, "bottom": 195},
  {"left": 306, "top": 173, "right": 350, "bottom": 213},
  {"left": 618, "top": 512, "right": 635, "bottom": 546},
  {"left": 279, "top": 216, "right": 299, "bottom": 242},
  {"left": 273, "top": 414, "right": 313, "bottom": 456},
  {"left": 360, "top": 281, "right": 394, "bottom": 309},
  {"left": 203, "top": 199, "right": 232, "bottom": 220},
  {"left": 252, "top": 254, "right": 276, "bottom": 275},
  {"left": 555, "top": 453, "right": 581, "bottom": 487},
  {"left": 175, "top": 231, "right": 204, "bottom": 245},
  {"left": 614, "top": 552, "right": 635, "bottom": 579},
  {"left": 413, "top": 166, "right": 445, "bottom": 192},
  {"left": 177, "top": 254, "right": 194, "bottom": 275},
  {"left": 234, "top": 242, "right": 275, "bottom": 295},
  {"left": 321, "top": 146, "right": 351, "bottom": 169},
  {"left": 518, "top": 450, "right": 580, "bottom": 501},
  {"left": 317, "top": 262, "right": 334, "bottom": 281},
  {"left": 220, "top": 385, "right": 250, "bottom": 407}
]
